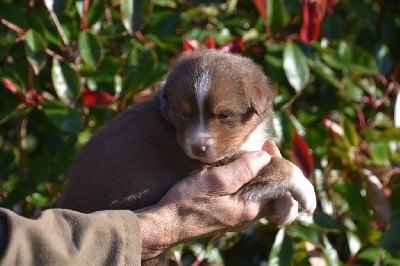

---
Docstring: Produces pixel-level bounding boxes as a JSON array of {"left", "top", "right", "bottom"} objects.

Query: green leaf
[
  {"left": 78, "top": 31, "right": 103, "bottom": 69},
  {"left": 357, "top": 247, "right": 385, "bottom": 262},
  {"left": 122, "top": 46, "right": 157, "bottom": 94},
  {"left": 0, "top": 2, "right": 28, "bottom": 30},
  {"left": 322, "top": 235, "right": 340, "bottom": 266},
  {"left": 0, "top": 32, "right": 17, "bottom": 61},
  {"left": 51, "top": 58, "right": 81, "bottom": 104},
  {"left": 43, "top": 0, "right": 68, "bottom": 12},
  {"left": 308, "top": 59, "right": 342, "bottom": 89},
  {"left": 376, "top": 128, "right": 400, "bottom": 141},
  {"left": 375, "top": 44, "right": 392, "bottom": 75},
  {"left": 121, "top": 0, "right": 153, "bottom": 35},
  {"left": 343, "top": 119, "right": 359, "bottom": 147},
  {"left": 322, "top": 41, "right": 378, "bottom": 75},
  {"left": 42, "top": 101, "right": 82, "bottom": 133},
  {"left": 335, "top": 182, "right": 370, "bottom": 222},
  {"left": 0, "top": 107, "right": 33, "bottom": 126},
  {"left": 380, "top": 218, "right": 400, "bottom": 255},
  {"left": 266, "top": 0, "right": 286, "bottom": 33},
  {"left": 76, "top": 0, "right": 105, "bottom": 26},
  {"left": 31, "top": 192, "right": 53, "bottom": 208},
  {"left": 395, "top": 91, "right": 400, "bottom": 128},
  {"left": 342, "top": 77, "right": 363, "bottom": 101},
  {"left": 25, "top": 29, "right": 47, "bottom": 74},
  {"left": 346, "top": 231, "right": 361, "bottom": 256},
  {"left": 268, "top": 228, "right": 293, "bottom": 266},
  {"left": 283, "top": 42, "right": 310, "bottom": 93}
]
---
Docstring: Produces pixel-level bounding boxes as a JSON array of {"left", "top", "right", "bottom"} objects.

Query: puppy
[{"left": 60, "top": 49, "right": 316, "bottom": 263}]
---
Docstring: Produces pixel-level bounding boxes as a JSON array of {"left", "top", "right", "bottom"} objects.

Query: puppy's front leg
[{"left": 238, "top": 157, "right": 317, "bottom": 216}]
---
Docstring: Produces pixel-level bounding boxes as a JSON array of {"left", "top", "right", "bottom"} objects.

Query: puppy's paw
[
  {"left": 288, "top": 166, "right": 317, "bottom": 214},
  {"left": 267, "top": 192, "right": 298, "bottom": 226},
  {"left": 238, "top": 156, "right": 317, "bottom": 214}
]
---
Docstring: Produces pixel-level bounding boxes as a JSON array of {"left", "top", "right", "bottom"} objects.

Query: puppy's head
[{"left": 161, "top": 50, "right": 276, "bottom": 164}]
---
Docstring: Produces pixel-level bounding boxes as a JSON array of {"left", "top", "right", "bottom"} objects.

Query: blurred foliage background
[{"left": 1, "top": 0, "right": 400, "bottom": 265}]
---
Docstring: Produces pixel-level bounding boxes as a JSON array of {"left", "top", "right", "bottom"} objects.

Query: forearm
[{"left": 0, "top": 208, "right": 141, "bottom": 265}]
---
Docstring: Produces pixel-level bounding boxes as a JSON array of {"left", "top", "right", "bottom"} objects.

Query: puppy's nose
[{"left": 191, "top": 138, "right": 211, "bottom": 157}]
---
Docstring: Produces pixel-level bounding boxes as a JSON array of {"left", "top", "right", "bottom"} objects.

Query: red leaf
[
  {"left": 252, "top": 0, "right": 267, "bottom": 22},
  {"left": 288, "top": 131, "right": 314, "bottom": 178},
  {"left": 219, "top": 37, "right": 244, "bottom": 54},
  {"left": 299, "top": 0, "right": 326, "bottom": 44},
  {"left": 204, "top": 35, "right": 216, "bottom": 49},
  {"left": 182, "top": 38, "right": 199, "bottom": 52},
  {"left": 82, "top": 89, "right": 116, "bottom": 106}
]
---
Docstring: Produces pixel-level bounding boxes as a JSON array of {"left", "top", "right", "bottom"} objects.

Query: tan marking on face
[{"left": 182, "top": 101, "right": 192, "bottom": 114}]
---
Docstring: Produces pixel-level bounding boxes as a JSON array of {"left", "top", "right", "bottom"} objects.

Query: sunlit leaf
[
  {"left": 283, "top": 42, "right": 310, "bottom": 93},
  {"left": 78, "top": 31, "right": 103, "bottom": 69},
  {"left": 346, "top": 231, "right": 362, "bottom": 256},
  {"left": 395, "top": 91, "right": 400, "bottom": 128},
  {"left": 322, "top": 235, "right": 340, "bottom": 266},
  {"left": 24, "top": 29, "right": 47, "bottom": 74},
  {"left": 375, "top": 44, "right": 392, "bottom": 75},
  {"left": 377, "top": 128, "right": 400, "bottom": 141},
  {"left": 342, "top": 77, "right": 363, "bottom": 101},
  {"left": 51, "top": 58, "right": 81, "bottom": 105},
  {"left": 269, "top": 228, "right": 293, "bottom": 266},
  {"left": 43, "top": 0, "right": 67, "bottom": 12},
  {"left": 31, "top": 192, "right": 53, "bottom": 208},
  {"left": 120, "top": 0, "right": 152, "bottom": 35}
]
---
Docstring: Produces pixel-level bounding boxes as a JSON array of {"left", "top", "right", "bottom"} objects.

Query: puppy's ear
[
  {"left": 251, "top": 80, "right": 277, "bottom": 117},
  {"left": 158, "top": 82, "right": 170, "bottom": 121}
]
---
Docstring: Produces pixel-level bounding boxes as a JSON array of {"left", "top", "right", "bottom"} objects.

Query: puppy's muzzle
[{"left": 191, "top": 136, "right": 212, "bottom": 157}]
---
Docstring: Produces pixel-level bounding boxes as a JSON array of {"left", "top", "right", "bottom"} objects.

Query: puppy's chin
[
  {"left": 183, "top": 147, "right": 239, "bottom": 166},
  {"left": 183, "top": 150, "right": 222, "bottom": 164}
]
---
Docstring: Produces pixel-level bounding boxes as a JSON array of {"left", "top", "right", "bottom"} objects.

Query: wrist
[{"left": 136, "top": 204, "right": 179, "bottom": 260}]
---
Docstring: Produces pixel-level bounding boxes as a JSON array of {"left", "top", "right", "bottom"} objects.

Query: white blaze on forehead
[{"left": 194, "top": 72, "right": 211, "bottom": 131}]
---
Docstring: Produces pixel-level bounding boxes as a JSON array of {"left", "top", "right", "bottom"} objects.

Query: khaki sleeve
[{"left": 0, "top": 208, "right": 141, "bottom": 266}]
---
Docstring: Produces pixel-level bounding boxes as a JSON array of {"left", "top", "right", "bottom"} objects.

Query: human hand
[{"left": 136, "top": 150, "right": 272, "bottom": 260}]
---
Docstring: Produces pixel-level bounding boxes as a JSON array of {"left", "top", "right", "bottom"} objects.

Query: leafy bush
[{"left": 1, "top": 0, "right": 400, "bottom": 264}]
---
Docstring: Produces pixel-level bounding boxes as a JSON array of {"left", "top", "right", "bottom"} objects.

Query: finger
[
  {"left": 262, "top": 140, "right": 282, "bottom": 158},
  {"left": 208, "top": 151, "right": 271, "bottom": 194}
]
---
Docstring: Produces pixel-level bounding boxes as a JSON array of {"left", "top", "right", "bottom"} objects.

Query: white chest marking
[
  {"left": 194, "top": 72, "right": 211, "bottom": 132},
  {"left": 240, "top": 121, "right": 270, "bottom": 152}
]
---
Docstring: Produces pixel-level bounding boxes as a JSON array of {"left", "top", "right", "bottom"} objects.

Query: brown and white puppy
[{"left": 59, "top": 50, "right": 316, "bottom": 262}]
